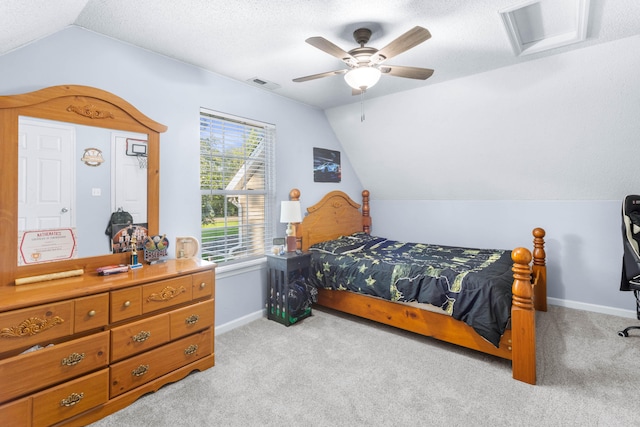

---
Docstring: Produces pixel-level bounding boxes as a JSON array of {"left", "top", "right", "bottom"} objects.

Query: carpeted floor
[{"left": 90, "top": 305, "right": 640, "bottom": 426}]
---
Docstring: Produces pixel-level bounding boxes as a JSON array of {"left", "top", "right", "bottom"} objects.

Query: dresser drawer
[
  {"left": 0, "top": 396, "right": 31, "bottom": 427},
  {"left": 0, "top": 331, "right": 109, "bottom": 402},
  {"left": 110, "top": 313, "right": 170, "bottom": 362},
  {"left": 192, "top": 270, "right": 215, "bottom": 300},
  {"left": 32, "top": 368, "right": 109, "bottom": 427},
  {"left": 110, "top": 286, "right": 142, "bottom": 323},
  {"left": 142, "top": 276, "right": 193, "bottom": 314},
  {"left": 74, "top": 293, "right": 109, "bottom": 333},
  {"left": 170, "top": 299, "right": 214, "bottom": 340},
  {"left": 0, "top": 301, "right": 74, "bottom": 355},
  {"left": 110, "top": 327, "right": 213, "bottom": 398}
]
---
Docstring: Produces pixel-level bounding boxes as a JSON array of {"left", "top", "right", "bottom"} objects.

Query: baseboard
[
  {"left": 548, "top": 297, "right": 637, "bottom": 319},
  {"left": 216, "top": 309, "right": 266, "bottom": 335}
]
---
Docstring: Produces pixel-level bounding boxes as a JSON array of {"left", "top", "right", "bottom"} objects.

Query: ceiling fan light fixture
[{"left": 344, "top": 67, "right": 381, "bottom": 90}]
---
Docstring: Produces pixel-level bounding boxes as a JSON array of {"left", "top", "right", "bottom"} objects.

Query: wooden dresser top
[{"left": 0, "top": 259, "right": 215, "bottom": 313}]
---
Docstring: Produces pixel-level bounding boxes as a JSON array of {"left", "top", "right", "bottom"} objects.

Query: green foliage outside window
[{"left": 199, "top": 111, "right": 274, "bottom": 264}]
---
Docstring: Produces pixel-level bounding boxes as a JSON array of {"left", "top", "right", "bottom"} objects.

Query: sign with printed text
[{"left": 18, "top": 228, "right": 77, "bottom": 265}]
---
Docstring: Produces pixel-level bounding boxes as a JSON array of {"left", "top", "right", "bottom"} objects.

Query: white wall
[
  {"left": 0, "top": 26, "right": 363, "bottom": 327},
  {"left": 371, "top": 200, "right": 632, "bottom": 315},
  {"left": 326, "top": 35, "right": 640, "bottom": 201},
  {"left": 325, "top": 35, "right": 640, "bottom": 316}
]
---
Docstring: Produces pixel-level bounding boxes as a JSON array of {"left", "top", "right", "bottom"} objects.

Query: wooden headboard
[{"left": 289, "top": 188, "right": 371, "bottom": 251}]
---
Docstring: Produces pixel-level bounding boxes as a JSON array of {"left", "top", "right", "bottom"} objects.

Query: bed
[{"left": 289, "top": 188, "right": 547, "bottom": 385}]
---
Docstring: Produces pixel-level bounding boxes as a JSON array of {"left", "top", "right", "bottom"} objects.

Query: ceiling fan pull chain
[{"left": 360, "top": 90, "right": 365, "bottom": 122}]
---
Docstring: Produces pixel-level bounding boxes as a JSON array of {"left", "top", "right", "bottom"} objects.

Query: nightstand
[{"left": 266, "top": 251, "right": 312, "bottom": 326}]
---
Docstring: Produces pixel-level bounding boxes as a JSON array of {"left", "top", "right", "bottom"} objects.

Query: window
[{"left": 200, "top": 109, "right": 275, "bottom": 264}]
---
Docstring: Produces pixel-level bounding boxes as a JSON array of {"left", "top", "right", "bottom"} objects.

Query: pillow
[{"left": 310, "top": 232, "right": 378, "bottom": 254}]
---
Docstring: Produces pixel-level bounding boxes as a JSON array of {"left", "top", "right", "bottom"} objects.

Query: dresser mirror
[{"left": 0, "top": 85, "right": 167, "bottom": 286}]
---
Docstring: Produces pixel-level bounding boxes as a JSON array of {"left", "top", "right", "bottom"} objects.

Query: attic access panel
[{"left": 499, "top": 0, "right": 590, "bottom": 56}]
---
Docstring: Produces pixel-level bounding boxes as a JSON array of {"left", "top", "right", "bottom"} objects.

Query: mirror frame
[{"left": 0, "top": 85, "right": 167, "bottom": 286}]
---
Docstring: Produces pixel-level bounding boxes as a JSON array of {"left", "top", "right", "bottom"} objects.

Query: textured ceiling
[{"left": 1, "top": 0, "right": 639, "bottom": 109}]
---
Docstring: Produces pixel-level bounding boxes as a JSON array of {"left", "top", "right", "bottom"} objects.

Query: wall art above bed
[{"left": 313, "top": 147, "right": 341, "bottom": 183}]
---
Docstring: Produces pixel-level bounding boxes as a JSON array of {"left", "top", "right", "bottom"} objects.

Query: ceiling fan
[{"left": 293, "top": 26, "right": 434, "bottom": 93}]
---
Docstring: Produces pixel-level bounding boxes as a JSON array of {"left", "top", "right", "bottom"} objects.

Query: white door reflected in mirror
[
  {"left": 17, "top": 117, "right": 148, "bottom": 263},
  {"left": 112, "top": 134, "right": 147, "bottom": 225},
  {"left": 18, "top": 118, "right": 76, "bottom": 232}
]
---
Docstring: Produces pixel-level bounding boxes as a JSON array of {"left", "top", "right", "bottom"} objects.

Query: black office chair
[{"left": 618, "top": 195, "right": 640, "bottom": 337}]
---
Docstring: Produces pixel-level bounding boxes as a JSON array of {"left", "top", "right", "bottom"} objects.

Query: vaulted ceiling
[{"left": 1, "top": 0, "right": 639, "bottom": 109}]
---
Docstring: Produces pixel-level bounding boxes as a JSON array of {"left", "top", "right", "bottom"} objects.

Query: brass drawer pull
[
  {"left": 185, "top": 314, "right": 200, "bottom": 325},
  {"left": 200, "top": 282, "right": 206, "bottom": 289},
  {"left": 123, "top": 300, "right": 131, "bottom": 308},
  {"left": 88, "top": 310, "right": 96, "bottom": 317},
  {"left": 60, "top": 392, "right": 84, "bottom": 407},
  {"left": 132, "top": 330, "right": 151, "bottom": 343},
  {"left": 61, "top": 352, "right": 85, "bottom": 366},
  {"left": 184, "top": 344, "right": 198, "bottom": 355},
  {"left": 132, "top": 364, "right": 149, "bottom": 377}
]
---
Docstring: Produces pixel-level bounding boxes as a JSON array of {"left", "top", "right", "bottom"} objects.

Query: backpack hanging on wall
[{"left": 105, "top": 208, "right": 133, "bottom": 237}]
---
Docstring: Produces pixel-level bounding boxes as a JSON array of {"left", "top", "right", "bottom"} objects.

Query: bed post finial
[
  {"left": 288, "top": 188, "right": 302, "bottom": 249},
  {"left": 512, "top": 248, "right": 533, "bottom": 309},
  {"left": 532, "top": 227, "right": 547, "bottom": 312},
  {"left": 511, "top": 247, "right": 536, "bottom": 385},
  {"left": 532, "top": 228, "right": 545, "bottom": 267},
  {"left": 362, "top": 190, "right": 371, "bottom": 234}
]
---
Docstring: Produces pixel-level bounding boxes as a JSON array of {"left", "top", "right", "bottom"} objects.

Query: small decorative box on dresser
[{"left": 0, "top": 259, "right": 215, "bottom": 427}]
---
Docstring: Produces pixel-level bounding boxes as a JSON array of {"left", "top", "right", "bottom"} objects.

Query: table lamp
[{"left": 280, "top": 200, "right": 302, "bottom": 252}]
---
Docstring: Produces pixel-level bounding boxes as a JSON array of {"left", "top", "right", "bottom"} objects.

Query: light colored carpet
[{"left": 90, "top": 305, "right": 640, "bottom": 426}]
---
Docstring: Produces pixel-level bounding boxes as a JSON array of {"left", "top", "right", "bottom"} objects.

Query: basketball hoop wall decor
[{"left": 126, "top": 138, "right": 148, "bottom": 169}]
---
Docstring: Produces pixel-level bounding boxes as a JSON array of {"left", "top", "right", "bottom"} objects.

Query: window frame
[{"left": 199, "top": 108, "right": 276, "bottom": 265}]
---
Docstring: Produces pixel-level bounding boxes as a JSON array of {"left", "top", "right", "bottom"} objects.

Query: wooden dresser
[{"left": 0, "top": 259, "right": 215, "bottom": 427}]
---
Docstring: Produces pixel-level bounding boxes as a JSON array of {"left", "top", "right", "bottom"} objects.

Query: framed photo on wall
[{"left": 313, "top": 147, "right": 341, "bottom": 183}]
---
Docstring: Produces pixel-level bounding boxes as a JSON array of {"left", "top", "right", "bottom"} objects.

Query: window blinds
[{"left": 200, "top": 109, "right": 275, "bottom": 264}]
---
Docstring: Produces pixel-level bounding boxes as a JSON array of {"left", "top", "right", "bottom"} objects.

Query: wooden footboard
[{"left": 290, "top": 188, "right": 547, "bottom": 385}]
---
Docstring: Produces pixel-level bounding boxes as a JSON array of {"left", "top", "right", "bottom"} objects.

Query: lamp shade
[
  {"left": 280, "top": 201, "right": 302, "bottom": 223},
  {"left": 344, "top": 67, "right": 382, "bottom": 90}
]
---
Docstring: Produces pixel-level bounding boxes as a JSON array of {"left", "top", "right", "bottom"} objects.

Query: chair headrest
[
  {"left": 624, "top": 195, "right": 640, "bottom": 217},
  {"left": 623, "top": 196, "right": 640, "bottom": 259}
]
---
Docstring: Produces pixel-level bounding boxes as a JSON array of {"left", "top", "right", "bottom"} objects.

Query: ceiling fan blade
[
  {"left": 306, "top": 37, "right": 358, "bottom": 67},
  {"left": 379, "top": 65, "right": 434, "bottom": 80},
  {"left": 370, "top": 26, "right": 431, "bottom": 64},
  {"left": 293, "top": 69, "right": 348, "bottom": 83}
]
